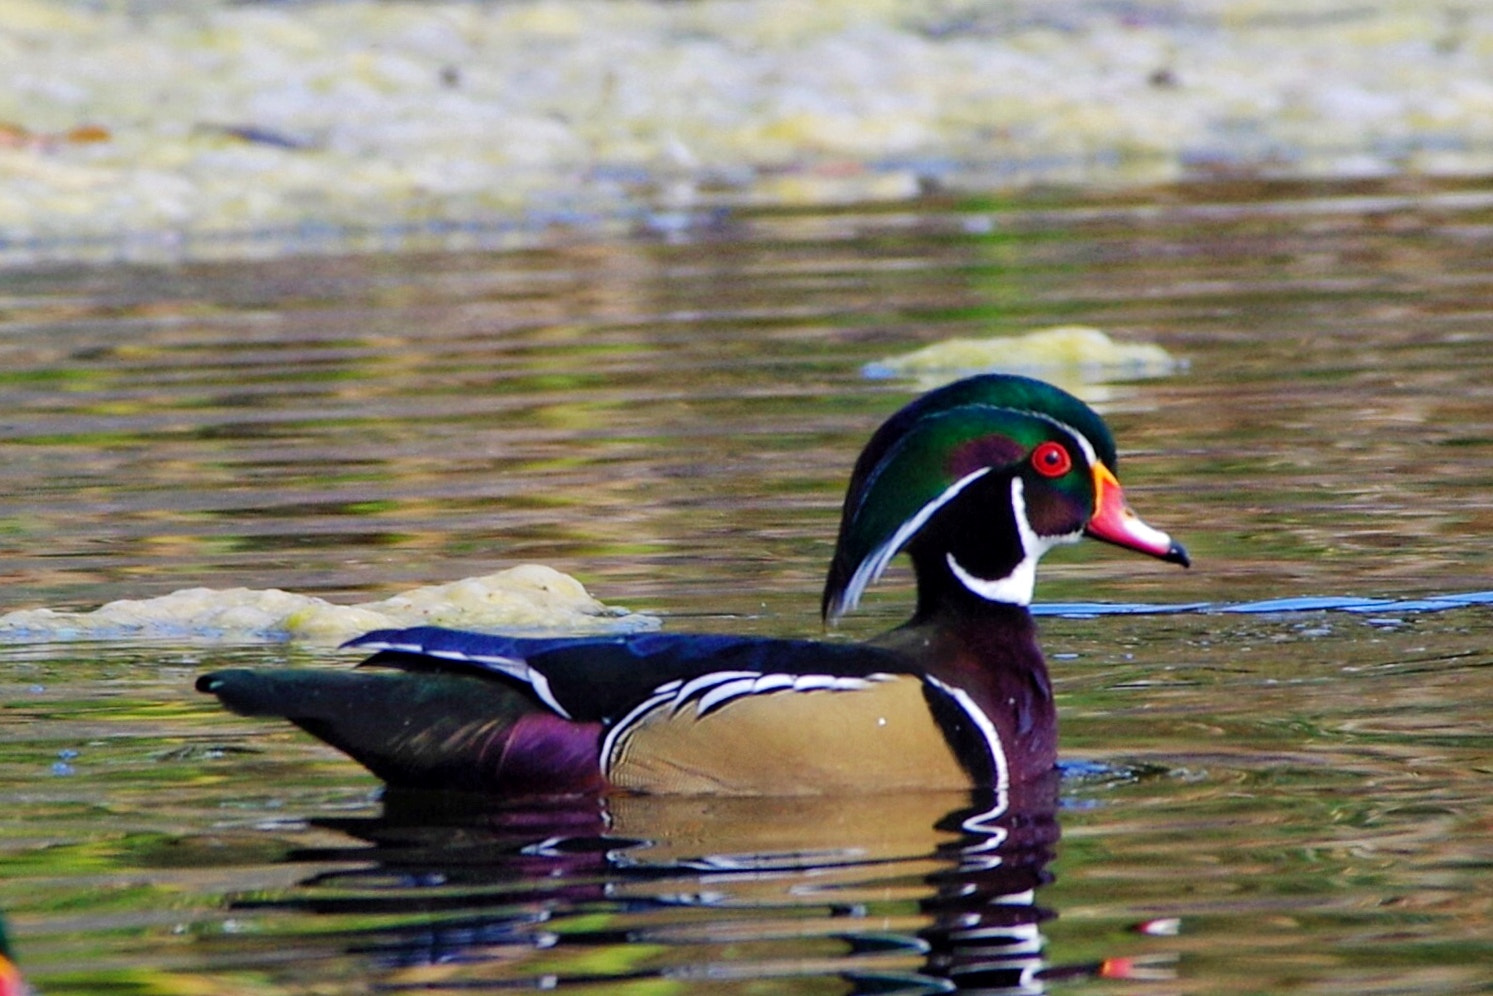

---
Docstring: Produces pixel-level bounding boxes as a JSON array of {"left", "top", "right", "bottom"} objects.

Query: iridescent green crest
[{"left": 821, "top": 375, "right": 1115, "bottom": 621}]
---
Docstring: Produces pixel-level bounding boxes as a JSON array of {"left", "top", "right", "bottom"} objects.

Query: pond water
[{"left": 1, "top": 176, "right": 1491, "bottom": 993}]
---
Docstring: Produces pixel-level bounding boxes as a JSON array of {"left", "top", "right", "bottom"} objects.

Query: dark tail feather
[
  {"left": 196, "top": 669, "right": 604, "bottom": 795},
  {"left": 196, "top": 668, "right": 366, "bottom": 719}
]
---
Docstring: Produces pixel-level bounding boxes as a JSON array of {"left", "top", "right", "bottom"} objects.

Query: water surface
[{"left": 1, "top": 176, "right": 1490, "bottom": 993}]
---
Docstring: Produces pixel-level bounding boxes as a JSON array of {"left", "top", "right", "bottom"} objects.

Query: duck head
[{"left": 822, "top": 374, "right": 1189, "bottom": 621}]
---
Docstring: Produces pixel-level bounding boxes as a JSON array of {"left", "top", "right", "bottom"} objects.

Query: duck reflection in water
[{"left": 241, "top": 780, "right": 1170, "bottom": 993}]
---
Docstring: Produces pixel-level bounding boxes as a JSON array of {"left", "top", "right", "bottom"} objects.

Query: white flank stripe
[
  {"left": 750, "top": 674, "right": 797, "bottom": 694},
  {"left": 925, "top": 675, "right": 1011, "bottom": 864},
  {"left": 925, "top": 675, "right": 1010, "bottom": 795},
  {"left": 601, "top": 689, "right": 676, "bottom": 775},
  {"left": 789, "top": 674, "right": 841, "bottom": 692},
  {"left": 685, "top": 671, "right": 892, "bottom": 717},
  {"left": 695, "top": 677, "right": 762, "bottom": 715},
  {"left": 670, "top": 671, "right": 759, "bottom": 716}
]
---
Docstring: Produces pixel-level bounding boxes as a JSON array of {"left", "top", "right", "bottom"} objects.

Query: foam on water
[{"left": 0, "top": 564, "right": 657, "bottom": 644}]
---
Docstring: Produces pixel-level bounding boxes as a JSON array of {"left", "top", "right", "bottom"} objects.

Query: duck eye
[{"left": 1031, "top": 441, "right": 1073, "bottom": 478}]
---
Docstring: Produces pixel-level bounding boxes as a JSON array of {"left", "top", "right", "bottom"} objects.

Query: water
[{"left": 1, "top": 176, "right": 1491, "bottom": 993}]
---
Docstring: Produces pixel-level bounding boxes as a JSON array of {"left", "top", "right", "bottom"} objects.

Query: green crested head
[{"left": 822, "top": 374, "right": 1185, "bottom": 621}]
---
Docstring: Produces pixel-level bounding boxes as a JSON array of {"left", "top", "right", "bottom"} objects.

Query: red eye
[{"left": 1031, "top": 441, "right": 1073, "bottom": 478}]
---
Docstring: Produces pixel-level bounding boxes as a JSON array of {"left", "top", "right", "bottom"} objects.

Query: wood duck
[{"left": 198, "top": 374, "right": 1188, "bottom": 796}]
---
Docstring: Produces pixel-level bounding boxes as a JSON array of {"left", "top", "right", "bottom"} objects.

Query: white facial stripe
[
  {"left": 835, "top": 467, "right": 992, "bottom": 619},
  {"left": 1021, "top": 410, "right": 1100, "bottom": 470},
  {"left": 1059, "top": 420, "right": 1099, "bottom": 468},
  {"left": 946, "top": 477, "right": 1081, "bottom": 607}
]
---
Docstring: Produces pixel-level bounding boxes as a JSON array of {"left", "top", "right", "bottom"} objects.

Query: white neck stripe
[
  {"left": 945, "top": 477, "right": 1080, "bottom": 607},
  {"left": 947, "top": 550, "right": 1036, "bottom": 606}
]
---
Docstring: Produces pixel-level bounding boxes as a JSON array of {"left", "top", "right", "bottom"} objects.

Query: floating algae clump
[
  {"left": 0, "top": 565, "right": 656, "bottom": 644},
  {"left": 865, "top": 326, "right": 1182, "bottom": 394}
]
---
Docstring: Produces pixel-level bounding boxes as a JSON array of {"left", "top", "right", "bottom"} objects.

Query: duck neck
[
  {"left": 893, "top": 496, "right": 1058, "bottom": 784},
  {"left": 900, "top": 575, "right": 1043, "bottom": 666},
  {"left": 897, "top": 502, "right": 1048, "bottom": 682},
  {"left": 906, "top": 471, "right": 1041, "bottom": 622}
]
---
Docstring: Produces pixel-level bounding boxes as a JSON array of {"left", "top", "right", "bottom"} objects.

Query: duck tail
[{"left": 196, "top": 668, "right": 603, "bottom": 795}]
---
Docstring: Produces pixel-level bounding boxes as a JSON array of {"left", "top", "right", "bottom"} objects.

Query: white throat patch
[{"left": 945, "top": 477, "right": 1078, "bottom": 607}]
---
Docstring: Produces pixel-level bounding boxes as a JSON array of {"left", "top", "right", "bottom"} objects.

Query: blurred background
[{"left": 5, "top": 0, "right": 1492, "bottom": 263}]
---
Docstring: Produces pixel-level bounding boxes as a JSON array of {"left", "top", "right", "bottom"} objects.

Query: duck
[{"left": 197, "top": 374, "right": 1188, "bottom": 796}]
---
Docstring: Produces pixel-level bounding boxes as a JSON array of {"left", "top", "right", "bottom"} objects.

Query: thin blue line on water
[{"left": 1034, "top": 590, "right": 1493, "bottom": 618}]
